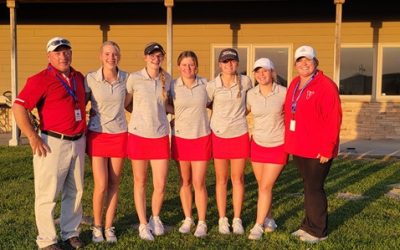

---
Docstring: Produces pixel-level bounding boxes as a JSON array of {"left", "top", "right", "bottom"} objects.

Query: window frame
[{"left": 377, "top": 43, "right": 400, "bottom": 101}]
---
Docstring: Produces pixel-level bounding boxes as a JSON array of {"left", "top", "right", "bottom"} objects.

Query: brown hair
[
  {"left": 159, "top": 67, "right": 168, "bottom": 102},
  {"left": 177, "top": 50, "right": 199, "bottom": 75}
]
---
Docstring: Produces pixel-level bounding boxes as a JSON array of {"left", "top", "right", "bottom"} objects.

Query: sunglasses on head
[{"left": 48, "top": 39, "right": 70, "bottom": 48}]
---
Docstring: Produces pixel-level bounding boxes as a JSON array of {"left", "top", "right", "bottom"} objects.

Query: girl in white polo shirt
[
  {"left": 125, "top": 42, "right": 172, "bottom": 241},
  {"left": 170, "top": 51, "right": 211, "bottom": 238},
  {"left": 206, "top": 48, "right": 252, "bottom": 235},
  {"left": 246, "top": 58, "right": 287, "bottom": 240},
  {"left": 85, "top": 41, "right": 129, "bottom": 243}
]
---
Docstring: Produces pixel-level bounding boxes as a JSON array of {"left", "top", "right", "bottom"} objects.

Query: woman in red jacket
[{"left": 284, "top": 45, "right": 342, "bottom": 243}]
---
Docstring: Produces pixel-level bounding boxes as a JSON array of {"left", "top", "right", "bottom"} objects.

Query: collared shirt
[
  {"left": 170, "top": 76, "right": 210, "bottom": 139},
  {"left": 126, "top": 68, "right": 171, "bottom": 138},
  {"left": 14, "top": 63, "right": 86, "bottom": 135},
  {"left": 206, "top": 74, "right": 252, "bottom": 138},
  {"left": 246, "top": 83, "right": 286, "bottom": 147},
  {"left": 85, "top": 67, "right": 129, "bottom": 134}
]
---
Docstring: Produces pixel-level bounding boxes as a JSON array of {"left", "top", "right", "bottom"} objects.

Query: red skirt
[
  {"left": 250, "top": 139, "right": 288, "bottom": 164},
  {"left": 127, "top": 133, "right": 170, "bottom": 160},
  {"left": 86, "top": 131, "right": 127, "bottom": 158},
  {"left": 171, "top": 134, "right": 212, "bottom": 161},
  {"left": 212, "top": 132, "right": 250, "bottom": 159}
]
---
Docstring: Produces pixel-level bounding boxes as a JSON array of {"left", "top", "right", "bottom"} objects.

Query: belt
[{"left": 41, "top": 130, "right": 83, "bottom": 141}]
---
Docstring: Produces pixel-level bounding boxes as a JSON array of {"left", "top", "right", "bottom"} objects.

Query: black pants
[{"left": 293, "top": 155, "right": 332, "bottom": 237}]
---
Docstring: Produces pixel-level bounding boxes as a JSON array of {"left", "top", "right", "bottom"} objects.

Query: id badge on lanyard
[{"left": 57, "top": 74, "right": 81, "bottom": 122}]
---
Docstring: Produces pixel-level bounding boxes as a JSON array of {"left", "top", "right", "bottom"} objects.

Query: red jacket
[{"left": 284, "top": 70, "right": 342, "bottom": 159}]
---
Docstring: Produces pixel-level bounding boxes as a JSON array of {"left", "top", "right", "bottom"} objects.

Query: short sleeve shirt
[
  {"left": 206, "top": 74, "right": 252, "bottom": 138},
  {"left": 126, "top": 68, "right": 171, "bottom": 138},
  {"left": 170, "top": 76, "right": 210, "bottom": 139},
  {"left": 246, "top": 83, "right": 286, "bottom": 147},
  {"left": 85, "top": 67, "right": 128, "bottom": 134},
  {"left": 14, "top": 64, "right": 86, "bottom": 135}
]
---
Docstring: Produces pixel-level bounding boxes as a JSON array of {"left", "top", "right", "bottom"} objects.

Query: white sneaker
[
  {"left": 149, "top": 216, "right": 165, "bottom": 236},
  {"left": 179, "top": 217, "right": 195, "bottom": 234},
  {"left": 232, "top": 218, "right": 244, "bottom": 235},
  {"left": 263, "top": 218, "right": 277, "bottom": 233},
  {"left": 248, "top": 224, "right": 264, "bottom": 240},
  {"left": 139, "top": 224, "right": 154, "bottom": 241},
  {"left": 218, "top": 217, "right": 231, "bottom": 234},
  {"left": 194, "top": 221, "right": 207, "bottom": 238},
  {"left": 104, "top": 226, "right": 117, "bottom": 243},
  {"left": 291, "top": 228, "right": 306, "bottom": 237},
  {"left": 299, "top": 231, "right": 328, "bottom": 243},
  {"left": 91, "top": 226, "right": 104, "bottom": 243}
]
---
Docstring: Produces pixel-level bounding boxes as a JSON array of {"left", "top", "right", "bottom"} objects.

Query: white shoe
[
  {"left": 291, "top": 228, "right": 307, "bottom": 237},
  {"left": 263, "top": 218, "right": 277, "bottom": 233},
  {"left": 179, "top": 217, "right": 195, "bottom": 234},
  {"left": 218, "top": 217, "right": 231, "bottom": 234},
  {"left": 91, "top": 226, "right": 104, "bottom": 243},
  {"left": 194, "top": 221, "right": 207, "bottom": 238},
  {"left": 139, "top": 224, "right": 154, "bottom": 241},
  {"left": 232, "top": 218, "right": 244, "bottom": 235},
  {"left": 149, "top": 216, "right": 165, "bottom": 236},
  {"left": 104, "top": 226, "right": 117, "bottom": 243},
  {"left": 299, "top": 231, "right": 328, "bottom": 243},
  {"left": 248, "top": 224, "right": 264, "bottom": 240}
]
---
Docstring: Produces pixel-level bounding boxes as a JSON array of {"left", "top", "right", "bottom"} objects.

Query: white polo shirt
[
  {"left": 170, "top": 76, "right": 211, "bottom": 139},
  {"left": 126, "top": 68, "right": 171, "bottom": 138},
  {"left": 206, "top": 74, "right": 252, "bottom": 138},
  {"left": 85, "top": 67, "right": 129, "bottom": 134},
  {"left": 246, "top": 83, "right": 286, "bottom": 147}
]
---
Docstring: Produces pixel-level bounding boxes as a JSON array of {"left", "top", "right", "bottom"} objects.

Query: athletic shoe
[
  {"left": 263, "top": 218, "right": 277, "bottom": 233},
  {"left": 104, "top": 227, "right": 117, "bottom": 243},
  {"left": 291, "top": 228, "right": 307, "bottom": 237},
  {"left": 149, "top": 216, "right": 165, "bottom": 236},
  {"left": 218, "top": 217, "right": 231, "bottom": 234},
  {"left": 139, "top": 224, "right": 154, "bottom": 241},
  {"left": 248, "top": 223, "right": 264, "bottom": 240},
  {"left": 232, "top": 218, "right": 244, "bottom": 235},
  {"left": 299, "top": 231, "right": 328, "bottom": 243},
  {"left": 194, "top": 221, "right": 207, "bottom": 238},
  {"left": 179, "top": 217, "right": 195, "bottom": 234},
  {"left": 91, "top": 226, "right": 104, "bottom": 243}
]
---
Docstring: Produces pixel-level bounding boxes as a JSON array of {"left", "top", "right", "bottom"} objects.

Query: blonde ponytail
[{"left": 236, "top": 73, "right": 242, "bottom": 98}]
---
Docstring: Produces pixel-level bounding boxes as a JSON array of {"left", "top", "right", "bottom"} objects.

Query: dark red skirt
[
  {"left": 127, "top": 133, "right": 170, "bottom": 160},
  {"left": 86, "top": 131, "right": 127, "bottom": 158},
  {"left": 211, "top": 132, "right": 250, "bottom": 159},
  {"left": 171, "top": 134, "right": 212, "bottom": 161},
  {"left": 250, "top": 139, "right": 288, "bottom": 164}
]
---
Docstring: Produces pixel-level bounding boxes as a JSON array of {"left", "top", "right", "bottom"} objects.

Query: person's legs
[
  {"left": 132, "top": 160, "right": 149, "bottom": 224},
  {"left": 177, "top": 161, "right": 193, "bottom": 219},
  {"left": 191, "top": 161, "right": 208, "bottom": 222},
  {"left": 294, "top": 156, "right": 331, "bottom": 237},
  {"left": 214, "top": 159, "right": 229, "bottom": 218},
  {"left": 230, "top": 158, "right": 246, "bottom": 219},
  {"left": 91, "top": 157, "right": 108, "bottom": 228},
  {"left": 150, "top": 159, "right": 169, "bottom": 217},
  {"left": 104, "top": 157, "right": 124, "bottom": 229}
]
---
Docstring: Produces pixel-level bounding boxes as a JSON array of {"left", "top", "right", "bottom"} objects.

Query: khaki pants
[{"left": 33, "top": 133, "right": 85, "bottom": 248}]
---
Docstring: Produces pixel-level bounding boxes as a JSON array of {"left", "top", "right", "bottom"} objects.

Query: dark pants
[{"left": 293, "top": 155, "right": 332, "bottom": 238}]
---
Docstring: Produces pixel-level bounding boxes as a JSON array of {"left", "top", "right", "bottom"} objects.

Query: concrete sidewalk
[{"left": 1, "top": 132, "right": 399, "bottom": 158}]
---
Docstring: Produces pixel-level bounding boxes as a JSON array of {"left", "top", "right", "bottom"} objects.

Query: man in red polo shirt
[{"left": 12, "top": 37, "right": 86, "bottom": 250}]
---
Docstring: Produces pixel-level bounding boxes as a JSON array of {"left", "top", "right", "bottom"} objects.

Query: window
[
  {"left": 254, "top": 47, "right": 289, "bottom": 86},
  {"left": 339, "top": 47, "right": 373, "bottom": 95},
  {"left": 381, "top": 47, "right": 400, "bottom": 96}
]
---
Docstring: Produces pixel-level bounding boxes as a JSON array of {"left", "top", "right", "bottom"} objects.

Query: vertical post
[
  {"left": 7, "top": 0, "right": 20, "bottom": 146},
  {"left": 165, "top": 0, "right": 174, "bottom": 77},
  {"left": 333, "top": 0, "right": 345, "bottom": 87}
]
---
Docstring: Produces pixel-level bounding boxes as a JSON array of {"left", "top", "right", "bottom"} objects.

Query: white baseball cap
[
  {"left": 294, "top": 45, "right": 316, "bottom": 61},
  {"left": 46, "top": 37, "right": 71, "bottom": 52},
  {"left": 253, "top": 58, "right": 274, "bottom": 71}
]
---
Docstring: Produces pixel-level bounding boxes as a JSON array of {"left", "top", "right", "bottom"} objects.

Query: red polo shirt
[
  {"left": 14, "top": 64, "right": 86, "bottom": 135},
  {"left": 284, "top": 70, "right": 342, "bottom": 159}
]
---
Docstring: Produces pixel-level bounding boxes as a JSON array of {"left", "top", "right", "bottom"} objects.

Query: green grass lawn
[{"left": 1, "top": 145, "right": 399, "bottom": 249}]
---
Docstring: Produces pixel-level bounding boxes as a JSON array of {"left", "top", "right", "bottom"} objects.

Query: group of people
[{"left": 12, "top": 36, "right": 342, "bottom": 250}]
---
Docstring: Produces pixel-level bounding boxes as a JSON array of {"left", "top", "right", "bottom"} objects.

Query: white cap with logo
[
  {"left": 253, "top": 58, "right": 275, "bottom": 71},
  {"left": 294, "top": 45, "right": 316, "bottom": 61},
  {"left": 46, "top": 37, "right": 71, "bottom": 52}
]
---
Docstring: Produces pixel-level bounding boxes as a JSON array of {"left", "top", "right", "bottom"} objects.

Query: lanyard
[
  {"left": 291, "top": 71, "right": 317, "bottom": 114},
  {"left": 56, "top": 74, "right": 77, "bottom": 103}
]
